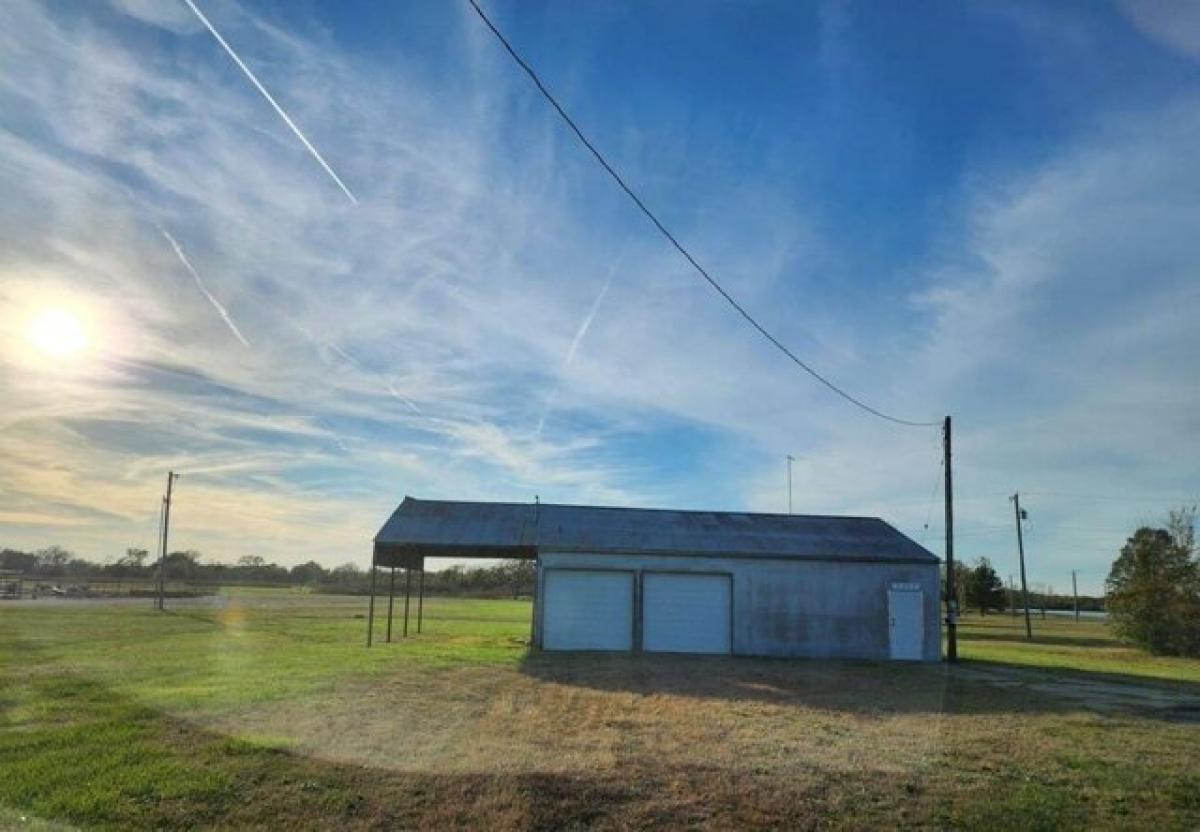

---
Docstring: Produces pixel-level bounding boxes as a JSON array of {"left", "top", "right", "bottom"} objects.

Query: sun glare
[{"left": 26, "top": 307, "right": 89, "bottom": 359}]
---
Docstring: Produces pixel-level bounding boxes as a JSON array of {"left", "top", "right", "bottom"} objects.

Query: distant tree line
[
  {"left": 942, "top": 557, "right": 1105, "bottom": 616},
  {"left": 0, "top": 546, "right": 535, "bottom": 598}
]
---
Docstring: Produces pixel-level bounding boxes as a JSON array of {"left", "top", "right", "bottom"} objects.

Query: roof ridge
[{"left": 404, "top": 496, "right": 883, "bottom": 523}]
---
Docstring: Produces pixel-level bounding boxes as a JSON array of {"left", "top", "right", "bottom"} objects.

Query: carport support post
[
  {"left": 530, "top": 556, "right": 539, "bottom": 646},
  {"left": 403, "top": 568, "right": 412, "bottom": 637},
  {"left": 366, "top": 559, "right": 377, "bottom": 647},
  {"left": 417, "top": 568, "right": 424, "bottom": 634},
  {"left": 386, "top": 567, "right": 396, "bottom": 643},
  {"left": 943, "top": 415, "right": 958, "bottom": 663}
]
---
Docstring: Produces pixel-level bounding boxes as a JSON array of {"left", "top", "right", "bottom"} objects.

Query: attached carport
[{"left": 368, "top": 498, "right": 537, "bottom": 646}]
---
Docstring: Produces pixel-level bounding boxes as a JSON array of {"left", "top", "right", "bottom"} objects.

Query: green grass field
[{"left": 2, "top": 591, "right": 1198, "bottom": 830}]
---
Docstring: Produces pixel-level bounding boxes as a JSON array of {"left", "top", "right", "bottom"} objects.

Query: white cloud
[
  {"left": 745, "top": 98, "right": 1200, "bottom": 594},
  {"left": 1119, "top": 0, "right": 1200, "bottom": 61},
  {"left": 109, "top": 0, "right": 201, "bottom": 35}
]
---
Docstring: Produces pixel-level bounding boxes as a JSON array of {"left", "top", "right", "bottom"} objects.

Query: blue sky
[{"left": 2, "top": 0, "right": 1199, "bottom": 594}]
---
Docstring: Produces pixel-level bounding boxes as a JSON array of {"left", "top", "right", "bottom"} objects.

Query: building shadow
[
  {"left": 518, "top": 649, "right": 1200, "bottom": 720},
  {"left": 517, "top": 650, "right": 1029, "bottom": 716}
]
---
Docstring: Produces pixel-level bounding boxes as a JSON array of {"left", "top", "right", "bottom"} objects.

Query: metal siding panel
[
  {"left": 542, "top": 569, "right": 633, "bottom": 651},
  {"left": 642, "top": 572, "right": 732, "bottom": 654}
]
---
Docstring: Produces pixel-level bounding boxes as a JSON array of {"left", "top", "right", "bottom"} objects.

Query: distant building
[{"left": 373, "top": 497, "right": 940, "bottom": 661}]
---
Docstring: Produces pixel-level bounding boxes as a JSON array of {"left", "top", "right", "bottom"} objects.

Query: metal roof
[{"left": 373, "top": 497, "right": 938, "bottom": 566}]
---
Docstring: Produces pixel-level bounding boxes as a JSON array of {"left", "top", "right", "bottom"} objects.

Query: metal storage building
[{"left": 371, "top": 497, "right": 941, "bottom": 661}]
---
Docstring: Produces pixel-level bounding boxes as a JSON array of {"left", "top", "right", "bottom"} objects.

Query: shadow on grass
[
  {"left": 519, "top": 648, "right": 1200, "bottom": 721},
  {"left": 518, "top": 650, "right": 1067, "bottom": 716},
  {"left": 959, "top": 630, "right": 1123, "bottom": 648},
  {"left": 0, "top": 666, "right": 928, "bottom": 831},
  {"left": 961, "top": 658, "right": 1200, "bottom": 697}
]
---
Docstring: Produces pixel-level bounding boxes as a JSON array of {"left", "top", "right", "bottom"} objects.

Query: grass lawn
[{"left": 2, "top": 590, "right": 1198, "bottom": 830}]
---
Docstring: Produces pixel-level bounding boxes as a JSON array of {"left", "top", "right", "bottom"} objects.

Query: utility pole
[
  {"left": 158, "top": 471, "right": 178, "bottom": 611},
  {"left": 154, "top": 497, "right": 165, "bottom": 608},
  {"left": 1011, "top": 492, "right": 1032, "bottom": 640},
  {"left": 943, "top": 416, "right": 957, "bottom": 662},
  {"left": 1072, "top": 570, "right": 1079, "bottom": 623},
  {"left": 1009, "top": 574, "right": 1016, "bottom": 618},
  {"left": 786, "top": 455, "right": 795, "bottom": 515}
]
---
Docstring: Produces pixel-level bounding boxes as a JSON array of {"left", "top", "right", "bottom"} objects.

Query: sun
[{"left": 26, "top": 307, "right": 89, "bottom": 359}]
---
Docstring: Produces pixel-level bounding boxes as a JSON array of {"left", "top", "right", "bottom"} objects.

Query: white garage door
[
  {"left": 642, "top": 572, "right": 732, "bottom": 654},
  {"left": 542, "top": 569, "right": 634, "bottom": 651}
]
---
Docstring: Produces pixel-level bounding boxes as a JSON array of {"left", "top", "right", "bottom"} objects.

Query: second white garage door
[
  {"left": 542, "top": 569, "right": 634, "bottom": 651},
  {"left": 642, "top": 572, "right": 732, "bottom": 654}
]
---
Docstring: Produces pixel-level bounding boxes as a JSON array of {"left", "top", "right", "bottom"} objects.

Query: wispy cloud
[
  {"left": 1118, "top": 0, "right": 1200, "bottom": 61},
  {"left": 182, "top": 0, "right": 359, "bottom": 205},
  {"left": 0, "top": 0, "right": 1195, "bottom": 591},
  {"left": 160, "top": 228, "right": 250, "bottom": 348}
]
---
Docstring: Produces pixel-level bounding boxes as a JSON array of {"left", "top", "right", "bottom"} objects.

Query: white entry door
[
  {"left": 888, "top": 589, "right": 924, "bottom": 660},
  {"left": 642, "top": 572, "right": 732, "bottom": 654},
  {"left": 542, "top": 569, "right": 634, "bottom": 651}
]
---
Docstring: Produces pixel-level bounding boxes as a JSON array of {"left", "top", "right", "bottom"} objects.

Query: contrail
[
  {"left": 317, "top": 417, "right": 351, "bottom": 453},
  {"left": 562, "top": 279, "right": 610, "bottom": 369},
  {"left": 182, "top": 0, "right": 358, "bottom": 206},
  {"left": 533, "top": 388, "right": 559, "bottom": 438},
  {"left": 535, "top": 277, "right": 612, "bottom": 437},
  {"left": 309, "top": 334, "right": 425, "bottom": 414},
  {"left": 287, "top": 320, "right": 424, "bottom": 414},
  {"left": 160, "top": 228, "right": 251, "bottom": 347},
  {"left": 387, "top": 380, "right": 424, "bottom": 414}
]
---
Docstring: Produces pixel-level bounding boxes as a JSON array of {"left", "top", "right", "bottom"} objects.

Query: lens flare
[{"left": 26, "top": 307, "right": 88, "bottom": 359}]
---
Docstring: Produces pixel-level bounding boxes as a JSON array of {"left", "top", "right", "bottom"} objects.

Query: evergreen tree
[{"left": 965, "top": 557, "right": 1007, "bottom": 615}]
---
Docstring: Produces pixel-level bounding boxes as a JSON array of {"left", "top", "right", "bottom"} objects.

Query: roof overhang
[{"left": 373, "top": 541, "right": 536, "bottom": 569}]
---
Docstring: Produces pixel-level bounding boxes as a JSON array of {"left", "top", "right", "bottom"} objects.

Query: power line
[
  {"left": 465, "top": 0, "right": 940, "bottom": 429},
  {"left": 1022, "top": 490, "right": 1199, "bottom": 504},
  {"left": 926, "top": 524, "right": 1135, "bottom": 538},
  {"left": 916, "top": 435, "right": 943, "bottom": 544}
]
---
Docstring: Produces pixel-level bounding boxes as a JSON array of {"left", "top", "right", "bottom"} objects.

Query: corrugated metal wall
[{"left": 538, "top": 552, "right": 940, "bottom": 661}]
